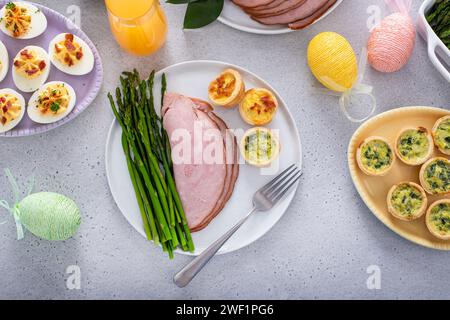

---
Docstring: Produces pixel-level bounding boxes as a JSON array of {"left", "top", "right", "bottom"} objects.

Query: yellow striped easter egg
[{"left": 307, "top": 32, "right": 358, "bottom": 92}]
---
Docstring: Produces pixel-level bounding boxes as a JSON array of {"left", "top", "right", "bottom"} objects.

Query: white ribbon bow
[{"left": 313, "top": 47, "right": 377, "bottom": 123}]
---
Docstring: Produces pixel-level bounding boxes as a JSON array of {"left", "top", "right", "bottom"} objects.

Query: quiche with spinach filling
[
  {"left": 432, "top": 116, "right": 450, "bottom": 155},
  {"left": 426, "top": 200, "right": 450, "bottom": 240},
  {"left": 395, "top": 127, "right": 433, "bottom": 165},
  {"left": 357, "top": 136, "right": 395, "bottom": 176},
  {"left": 387, "top": 182, "right": 427, "bottom": 221},
  {"left": 419, "top": 157, "right": 450, "bottom": 195}
]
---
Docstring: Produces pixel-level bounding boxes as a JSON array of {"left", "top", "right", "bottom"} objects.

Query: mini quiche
[
  {"left": 208, "top": 69, "right": 245, "bottom": 108},
  {"left": 387, "top": 182, "right": 427, "bottom": 221},
  {"left": 356, "top": 136, "right": 395, "bottom": 176},
  {"left": 239, "top": 88, "right": 278, "bottom": 126},
  {"left": 419, "top": 157, "right": 450, "bottom": 195},
  {"left": 432, "top": 116, "right": 450, "bottom": 155},
  {"left": 426, "top": 199, "right": 450, "bottom": 240},
  {"left": 395, "top": 127, "right": 433, "bottom": 165},
  {"left": 240, "top": 127, "right": 280, "bottom": 167}
]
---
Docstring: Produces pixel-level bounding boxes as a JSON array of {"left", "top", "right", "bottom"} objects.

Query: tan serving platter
[{"left": 348, "top": 106, "right": 450, "bottom": 250}]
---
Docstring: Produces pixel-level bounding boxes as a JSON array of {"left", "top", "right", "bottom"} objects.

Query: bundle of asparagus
[
  {"left": 427, "top": 0, "right": 450, "bottom": 49},
  {"left": 108, "top": 70, "right": 194, "bottom": 259}
]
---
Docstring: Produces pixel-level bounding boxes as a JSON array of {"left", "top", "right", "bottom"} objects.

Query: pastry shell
[
  {"left": 419, "top": 157, "right": 450, "bottom": 195},
  {"left": 426, "top": 199, "right": 450, "bottom": 240},
  {"left": 208, "top": 69, "right": 245, "bottom": 108},
  {"left": 432, "top": 115, "right": 450, "bottom": 155},
  {"left": 394, "top": 127, "right": 433, "bottom": 166},
  {"left": 240, "top": 127, "right": 280, "bottom": 168},
  {"left": 386, "top": 182, "right": 427, "bottom": 221},
  {"left": 356, "top": 136, "right": 395, "bottom": 176},
  {"left": 239, "top": 88, "right": 278, "bottom": 126}
]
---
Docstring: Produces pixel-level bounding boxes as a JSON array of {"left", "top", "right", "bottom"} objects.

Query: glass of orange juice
[{"left": 105, "top": 0, "right": 168, "bottom": 56}]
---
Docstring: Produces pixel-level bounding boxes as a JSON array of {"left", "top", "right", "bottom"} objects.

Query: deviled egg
[
  {"left": 0, "top": 88, "right": 25, "bottom": 133},
  {"left": 28, "top": 81, "right": 76, "bottom": 124},
  {"left": 0, "top": 40, "right": 8, "bottom": 82},
  {"left": 12, "top": 46, "right": 50, "bottom": 92},
  {"left": 0, "top": 1, "right": 47, "bottom": 39},
  {"left": 49, "top": 33, "right": 94, "bottom": 76}
]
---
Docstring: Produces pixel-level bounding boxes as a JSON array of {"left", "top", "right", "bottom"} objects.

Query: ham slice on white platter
[
  {"left": 245, "top": 0, "right": 307, "bottom": 18},
  {"left": 231, "top": 0, "right": 337, "bottom": 30},
  {"left": 162, "top": 93, "right": 239, "bottom": 232},
  {"left": 251, "top": 0, "right": 332, "bottom": 25},
  {"left": 232, "top": 0, "right": 275, "bottom": 8}
]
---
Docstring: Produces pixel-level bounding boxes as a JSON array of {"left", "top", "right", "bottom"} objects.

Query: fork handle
[{"left": 173, "top": 207, "right": 257, "bottom": 288}]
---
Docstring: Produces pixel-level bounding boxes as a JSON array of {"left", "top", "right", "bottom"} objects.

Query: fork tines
[{"left": 260, "top": 164, "right": 302, "bottom": 203}]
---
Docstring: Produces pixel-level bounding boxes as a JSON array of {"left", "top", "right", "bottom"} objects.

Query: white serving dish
[
  {"left": 106, "top": 60, "right": 302, "bottom": 256},
  {"left": 417, "top": 0, "right": 450, "bottom": 83}
]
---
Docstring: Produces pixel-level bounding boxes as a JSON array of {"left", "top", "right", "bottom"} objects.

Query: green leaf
[
  {"left": 183, "top": 0, "right": 224, "bottom": 29},
  {"left": 50, "top": 102, "right": 60, "bottom": 113},
  {"left": 5, "top": 2, "right": 15, "bottom": 10}
]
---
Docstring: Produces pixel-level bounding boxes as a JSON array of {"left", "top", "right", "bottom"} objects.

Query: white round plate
[
  {"left": 105, "top": 60, "right": 302, "bottom": 255},
  {"left": 218, "top": 0, "right": 343, "bottom": 35}
]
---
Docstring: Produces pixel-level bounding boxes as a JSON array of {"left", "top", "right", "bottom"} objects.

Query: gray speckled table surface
[{"left": 0, "top": 0, "right": 449, "bottom": 300}]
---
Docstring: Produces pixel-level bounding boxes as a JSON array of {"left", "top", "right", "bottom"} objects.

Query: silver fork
[{"left": 173, "top": 164, "right": 302, "bottom": 288}]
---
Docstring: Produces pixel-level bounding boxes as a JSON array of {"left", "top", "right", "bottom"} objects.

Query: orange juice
[{"left": 105, "top": 0, "right": 168, "bottom": 56}]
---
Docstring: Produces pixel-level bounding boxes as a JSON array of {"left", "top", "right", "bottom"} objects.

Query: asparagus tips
[{"left": 108, "top": 70, "right": 195, "bottom": 258}]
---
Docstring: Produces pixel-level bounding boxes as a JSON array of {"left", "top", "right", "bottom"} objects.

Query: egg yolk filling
[
  {"left": 54, "top": 34, "right": 84, "bottom": 67},
  {"left": 36, "top": 84, "right": 70, "bottom": 115},
  {"left": 423, "top": 159, "right": 450, "bottom": 194},
  {"left": 390, "top": 184, "right": 424, "bottom": 218},
  {"left": 14, "top": 49, "right": 46, "bottom": 79},
  {"left": 242, "top": 90, "right": 276, "bottom": 122},
  {"left": 209, "top": 73, "right": 236, "bottom": 102},
  {"left": 0, "top": 93, "right": 21, "bottom": 126},
  {"left": 429, "top": 203, "right": 450, "bottom": 235},
  {"left": 435, "top": 118, "right": 450, "bottom": 152},
  {"left": 397, "top": 128, "right": 430, "bottom": 161},
  {"left": 360, "top": 140, "right": 393, "bottom": 172},
  {"left": 244, "top": 129, "right": 276, "bottom": 164},
  {"left": 2, "top": 2, "right": 31, "bottom": 37}
]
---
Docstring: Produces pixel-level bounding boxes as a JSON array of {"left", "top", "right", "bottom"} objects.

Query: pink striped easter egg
[{"left": 368, "top": 12, "right": 416, "bottom": 73}]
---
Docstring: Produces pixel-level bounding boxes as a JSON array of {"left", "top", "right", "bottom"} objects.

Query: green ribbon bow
[{"left": 0, "top": 169, "right": 34, "bottom": 240}]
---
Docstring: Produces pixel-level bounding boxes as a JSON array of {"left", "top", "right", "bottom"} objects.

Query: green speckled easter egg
[{"left": 18, "top": 192, "right": 81, "bottom": 241}]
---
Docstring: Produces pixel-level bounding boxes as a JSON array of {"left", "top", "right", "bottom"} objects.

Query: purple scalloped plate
[{"left": 0, "top": 0, "right": 103, "bottom": 137}]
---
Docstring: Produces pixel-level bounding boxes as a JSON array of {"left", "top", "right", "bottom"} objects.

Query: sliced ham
[
  {"left": 251, "top": 0, "right": 330, "bottom": 25},
  {"left": 163, "top": 93, "right": 227, "bottom": 231},
  {"left": 232, "top": 0, "right": 274, "bottom": 8},
  {"left": 245, "top": 0, "right": 284, "bottom": 11},
  {"left": 189, "top": 98, "right": 239, "bottom": 232},
  {"left": 289, "top": 0, "right": 337, "bottom": 29},
  {"left": 246, "top": 0, "right": 307, "bottom": 18},
  {"left": 162, "top": 93, "right": 239, "bottom": 232}
]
